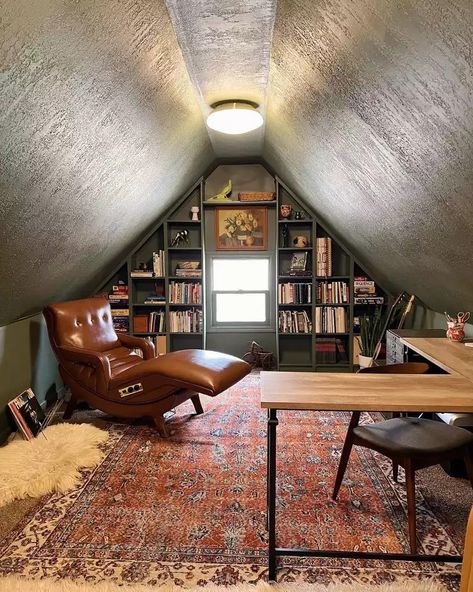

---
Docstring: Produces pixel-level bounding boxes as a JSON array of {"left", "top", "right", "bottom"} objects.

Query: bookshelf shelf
[
  {"left": 315, "top": 275, "right": 350, "bottom": 280},
  {"left": 134, "top": 332, "right": 166, "bottom": 336},
  {"left": 278, "top": 219, "right": 313, "bottom": 224},
  {"left": 278, "top": 247, "right": 313, "bottom": 251},
  {"left": 133, "top": 303, "right": 165, "bottom": 307},
  {"left": 316, "top": 303, "right": 350, "bottom": 307},
  {"left": 169, "top": 303, "right": 202, "bottom": 307},
  {"left": 279, "top": 332, "right": 312, "bottom": 336},
  {"left": 170, "top": 332, "right": 203, "bottom": 335},
  {"left": 203, "top": 200, "right": 277, "bottom": 207},
  {"left": 278, "top": 275, "right": 312, "bottom": 280},
  {"left": 278, "top": 303, "right": 312, "bottom": 307},
  {"left": 316, "top": 332, "right": 350, "bottom": 336}
]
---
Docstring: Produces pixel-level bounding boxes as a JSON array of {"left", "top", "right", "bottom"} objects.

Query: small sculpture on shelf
[
  {"left": 281, "top": 223, "right": 289, "bottom": 247},
  {"left": 280, "top": 204, "right": 292, "bottom": 219},
  {"left": 294, "top": 210, "right": 305, "bottom": 220},
  {"left": 445, "top": 311, "right": 469, "bottom": 342},
  {"left": 190, "top": 206, "right": 200, "bottom": 221},
  {"left": 170, "top": 229, "right": 189, "bottom": 247},
  {"left": 139, "top": 262, "right": 149, "bottom": 271},
  {"left": 207, "top": 179, "right": 233, "bottom": 201},
  {"left": 293, "top": 235, "right": 308, "bottom": 248}
]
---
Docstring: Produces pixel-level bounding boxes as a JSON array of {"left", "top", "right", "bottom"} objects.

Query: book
[
  {"left": 354, "top": 296, "right": 384, "bottom": 305},
  {"left": 130, "top": 271, "right": 154, "bottom": 278},
  {"left": 8, "top": 388, "right": 46, "bottom": 440},
  {"left": 316, "top": 237, "right": 332, "bottom": 276}
]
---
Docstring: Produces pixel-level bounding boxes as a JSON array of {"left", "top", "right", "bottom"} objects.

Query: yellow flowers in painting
[{"left": 216, "top": 207, "right": 268, "bottom": 250}]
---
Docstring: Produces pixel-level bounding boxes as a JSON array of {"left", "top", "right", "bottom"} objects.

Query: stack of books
[
  {"left": 279, "top": 310, "right": 312, "bottom": 333},
  {"left": 108, "top": 283, "right": 128, "bottom": 305},
  {"left": 354, "top": 276, "right": 384, "bottom": 304},
  {"left": 134, "top": 311, "right": 165, "bottom": 333},
  {"left": 315, "top": 338, "right": 348, "bottom": 364},
  {"left": 153, "top": 250, "right": 165, "bottom": 277},
  {"left": 278, "top": 282, "right": 312, "bottom": 304},
  {"left": 315, "top": 306, "right": 347, "bottom": 333},
  {"left": 169, "top": 282, "right": 202, "bottom": 304},
  {"left": 130, "top": 270, "right": 154, "bottom": 278},
  {"left": 175, "top": 268, "right": 202, "bottom": 278},
  {"left": 316, "top": 237, "right": 332, "bottom": 276},
  {"left": 317, "top": 281, "right": 349, "bottom": 304},
  {"left": 169, "top": 310, "right": 202, "bottom": 333},
  {"left": 112, "top": 308, "right": 129, "bottom": 333}
]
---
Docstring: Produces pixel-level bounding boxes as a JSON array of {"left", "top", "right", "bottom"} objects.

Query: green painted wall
[{"left": 0, "top": 313, "right": 63, "bottom": 443}]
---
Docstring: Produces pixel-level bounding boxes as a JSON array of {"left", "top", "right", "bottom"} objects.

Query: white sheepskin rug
[
  {"left": 0, "top": 577, "right": 447, "bottom": 592},
  {"left": 0, "top": 423, "right": 108, "bottom": 507}
]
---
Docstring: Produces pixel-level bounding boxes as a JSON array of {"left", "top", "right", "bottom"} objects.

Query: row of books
[
  {"left": 317, "top": 281, "right": 349, "bottom": 304},
  {"left": 153, "top": 250, "right": 166, "bottom": 277},
  {"left": 278, "top": 282, "right": 312, "bottom": 304},
  {"left": 315, "top": 338, "right": 348, "bottom": 364},
  {"left": 134, "top": 311, "right": 165, "bottom": 333},
  {"left": 169, "top": 310, "right": 202, "bottom": 333},
  {"left": 279, "top": 310, "right": 312, "bottom": 334},
  {"left": 315, "top": 306, "right": 347, "bottom": 333},
  {"left": 169, "top": 281, "right": 202, "bottom": 304},
  {"left": 316, "top": 237, "right": 332, "bottom": 276}
]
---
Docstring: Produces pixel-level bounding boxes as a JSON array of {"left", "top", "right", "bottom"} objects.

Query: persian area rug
[
  {"left": 0, "top": 576, "right": 448, "bottom": 592},
  {"left": 0, "top": 423, "right": 108, "bottom": 507},
  {"left": 0, "top": 374, "right": 464, "bottom": 589}
]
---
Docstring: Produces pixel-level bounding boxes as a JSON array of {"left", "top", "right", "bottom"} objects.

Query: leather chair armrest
[
  {"left": 58, "top": 345, "right": 111, "bottom": 392},
  {"left": 118, "top": 334, "right": 156, "bottom": 360}
]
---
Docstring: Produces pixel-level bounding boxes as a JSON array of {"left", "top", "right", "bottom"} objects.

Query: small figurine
[
  {"left": 445, "top": 311, "right": 470, "bottom": 342},
  {"left": 294, "top": 211, "right": 304, "bottom": 220},
  {"left": 190, "top": 206, "right": 200, "bottom": 221},
  {"left": 293, "top": 235, "right": 308, "bottom": 247},
  {"left": 281, "top": 223, "right": 289, "bottom": 247},
  {"left": 208, "top": 179, "right": 233, "bottom": 201},
  {"left": 280, "top": 204, "right": 292, "bottom": 219},
  {"left": 171, "top": 229, "right": 189, "bottom": 247},
  {"left": 139, "top": 262, "right": 149, "bottom": 271}
]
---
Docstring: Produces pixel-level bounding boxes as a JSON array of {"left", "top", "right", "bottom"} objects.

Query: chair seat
[{"left": 353, "top": 417, "right": 473, "bottom": 457}]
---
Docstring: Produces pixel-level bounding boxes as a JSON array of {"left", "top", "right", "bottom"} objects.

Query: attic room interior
[{"left": 1, "top": 0, "right": 473, "bottom": 591}]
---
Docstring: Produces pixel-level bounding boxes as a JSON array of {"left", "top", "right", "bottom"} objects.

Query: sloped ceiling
[
  {"left": 0, "top": 0, "right": 213, "bottom": 326},
  {"left": 2, "top": 0, "right": 473, "bottom": 326},
  {"left": 165, "top": 0, "right": 276, "bottom": 157},
  {"left": 264, "top": 0, "right": 473, "bottom": 313}
]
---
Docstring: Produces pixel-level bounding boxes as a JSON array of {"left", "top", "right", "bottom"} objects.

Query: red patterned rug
[{"left": 0, "top": 374, "right": 463, "bottom": 588}]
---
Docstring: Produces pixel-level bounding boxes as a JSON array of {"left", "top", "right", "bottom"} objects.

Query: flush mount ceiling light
[{"left": 206, "top": 100, "right": 264, "bottom": 135}]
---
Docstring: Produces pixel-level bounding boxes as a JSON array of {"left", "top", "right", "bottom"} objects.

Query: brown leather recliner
[{"left": 44, "top": 298, "right": 250, "bottom": 436}]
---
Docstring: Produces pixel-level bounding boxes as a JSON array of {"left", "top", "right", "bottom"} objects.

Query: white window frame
[{"left": 210, "top": 256, "right": 271, "bottom": 328}]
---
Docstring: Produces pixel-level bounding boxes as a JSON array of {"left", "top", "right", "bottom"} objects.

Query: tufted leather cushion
[
  {"left": 45, "top": 298, "right": 119, "bottom": 352},
  {"left": 354, "top": 417, "right": 473, "bottom": 456}
]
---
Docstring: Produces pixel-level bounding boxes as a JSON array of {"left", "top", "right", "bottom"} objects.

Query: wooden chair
[{"left": 333, "top": 362, "right": 473, "bottom": 554}]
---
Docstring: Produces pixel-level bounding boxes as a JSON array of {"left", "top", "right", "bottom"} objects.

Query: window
[{"left": 212, "top": 258, "right": 270, "bottom": 324}]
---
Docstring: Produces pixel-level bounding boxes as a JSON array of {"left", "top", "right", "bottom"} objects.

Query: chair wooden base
[{"left": 61, "top": 368, "right": 205, "bottom": 437}]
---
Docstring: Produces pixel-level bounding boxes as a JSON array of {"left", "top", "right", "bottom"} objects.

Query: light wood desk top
[
  {"left": 261, "top": 371, "right": 473, "bottom": 412},
  {"left": 401, "top": 337, "right": 473, "bottom": 382}
]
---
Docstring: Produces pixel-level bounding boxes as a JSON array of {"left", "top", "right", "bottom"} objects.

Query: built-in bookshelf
[
  {"left": 95, "top": 165, "right": 390, "bottom": 369},
  {"left": 95, "top": 181, "right": 205, "bottom": 355}
]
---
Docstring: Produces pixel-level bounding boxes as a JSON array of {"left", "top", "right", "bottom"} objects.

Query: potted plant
[{"left": 357, "top": 307, "right": 385, "bottom": 369}]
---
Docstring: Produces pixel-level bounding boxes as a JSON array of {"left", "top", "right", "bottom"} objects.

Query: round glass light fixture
[{"left": 206, "top": 100, "right": 263, "bottom": 135}]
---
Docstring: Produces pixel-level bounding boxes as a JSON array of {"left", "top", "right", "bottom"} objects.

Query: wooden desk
[
  {"left": 261, "top": 369, "right": 473, "bottom": 581},
  {"left": 401, "top": 337, "right": 473, "bottom": 381}
]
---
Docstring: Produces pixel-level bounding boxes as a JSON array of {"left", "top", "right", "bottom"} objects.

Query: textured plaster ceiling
[
  {"left": 0, "top": 0, "right": 213, "bottom": 326},
  {"left": 263, "top": 0, "right": 473, "bottom": 313},
  {"left": 2, "top": 0, "right": 473, "bottom": 326},
  {"left": 165, "top": 0, "right": 277, "bottom": 157}
]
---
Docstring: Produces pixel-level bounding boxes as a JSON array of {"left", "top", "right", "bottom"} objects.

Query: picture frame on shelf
[
  {"left": 290, "top": 251, "right": 308, "bottom": 271},
  {"left": 215, "top": 206, "right": 268, "bottom": 250}
]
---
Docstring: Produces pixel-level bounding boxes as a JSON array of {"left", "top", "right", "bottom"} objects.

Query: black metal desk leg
[{"left": 267, "top": 408, "right": 278, "bottom": 581}]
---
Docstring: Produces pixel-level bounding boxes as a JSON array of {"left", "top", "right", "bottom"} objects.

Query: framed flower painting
[{"left": 215, "top": 207, "right": 268, "bottom": 250}]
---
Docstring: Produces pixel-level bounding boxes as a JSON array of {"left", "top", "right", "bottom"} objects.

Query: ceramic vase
[
  {"left": 446, "top": 322, "right": 465, "bottom": 342},
  {"left": 358, "top": 354, "right": 373, "bottom": 369}
]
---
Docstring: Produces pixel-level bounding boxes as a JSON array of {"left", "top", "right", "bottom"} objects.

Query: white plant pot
[{"left": 358, "top": 355, "right": 373, "bottom": 369}]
